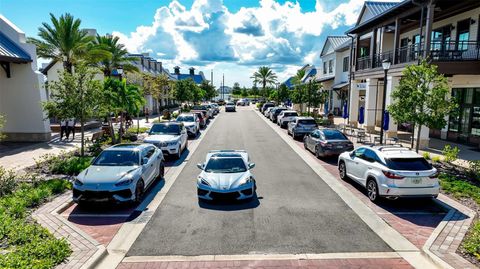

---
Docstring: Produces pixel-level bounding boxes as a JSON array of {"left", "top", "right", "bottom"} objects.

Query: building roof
[
  {"left": 40, "top": 60, "right": 57, "bottom": 75},
  {"left": 0, "top": 31, "right": 31, "bottom": 63},
  {"left": 282, "top": 77, "right": 295, "bottom": 89},
  {"left": 171, "top": 73, "right": 206, "bottom": 84},
  {"left": 356, "top": 1, "right": 399, "bottom": 26},
  {"left": 320, "top": 36, "right": 351, "bottom": 56}
]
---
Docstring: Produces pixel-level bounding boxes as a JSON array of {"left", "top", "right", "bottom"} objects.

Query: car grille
[
  {"left": 197, "top": 188, "right": 209, "bottom": 196},
  {"left": 73, "top": 189, "right": 132, "bottom": 200},
  {"left": 210, "top": 191, "right": 240, "bottom": 200},
  {"left": 241, "top": 188, "right": 253, "bottom": 196}
]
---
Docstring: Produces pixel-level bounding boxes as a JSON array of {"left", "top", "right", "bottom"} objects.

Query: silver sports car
[{"left": 197, "top": 150, "right": 256, "bottom": 201}]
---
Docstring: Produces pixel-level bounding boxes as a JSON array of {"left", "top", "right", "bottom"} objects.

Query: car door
[
  {"left": 141, "top": 147, "right": 156, "bottom": 185},
  {"left": 355, "top": 149, "right": 378, "bottom": 186},
  {"left": 345, "top": 147, "right": 366, "bottom": 182},
  {"left": 181, "top": 125, "right": 188, "bottom": 149},
  {"left": 308, "top": 130, "right": 320, "bottom": 151}
]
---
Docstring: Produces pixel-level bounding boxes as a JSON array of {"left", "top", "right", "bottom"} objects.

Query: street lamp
[{"left": 379, "top": 59, "right": 391, "bottom": 145}]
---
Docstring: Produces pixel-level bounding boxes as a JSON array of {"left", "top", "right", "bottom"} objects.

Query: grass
[
  {"left": 127, "top": 126, "right": 149, "bottom": 133},
  {"left": 440, "top": 174, "right": 480, "bottom": 259},
  {"left": 0, "top": 178, "right": 72, "bottom": 269},
  {"left": 35, "top": 153, "right": 93, "bottom": 176}
]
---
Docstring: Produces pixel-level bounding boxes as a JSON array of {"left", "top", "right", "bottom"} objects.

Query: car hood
[
  {"left": 181, "top": 122, "right": 196, "bottom": 127},
  {"left": 77, "top": 166, "right": 140, "bottom": 184},
  {"left": 144, "top": 134, "right": 179, "bottom": 142},
  {"left": 199, "top": 171, "right": 251, "bottom": 189}
]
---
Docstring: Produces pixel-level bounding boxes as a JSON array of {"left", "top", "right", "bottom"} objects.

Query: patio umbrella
[
  {"left": 324, "top": 101, "right": 329, "bottom": 115},
  {"left": 358, "top": 106, "right": 365, "bottom": 124},
  {"left": 342, "top": 101, "right": 349, "bottom": 119},
  {"left": 383, "top": 111, "right": 390, "bottom": 131}
]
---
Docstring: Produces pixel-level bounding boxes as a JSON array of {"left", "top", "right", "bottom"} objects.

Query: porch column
[
  {"left": 355, "top": 35, "right": 360, "bottom": 71},
  {"left": 385, "top": 76, "right": 399, "bottom": 138},
  {"left": 392, "top": 17, "right": 400, "bottom": 64},
  {"left": 441, "top": 81, "right": 453, "bottom": 139},
  {"left": 349, "top": 81, "right": 360, "bottom": 127},
  {"left": 364, "top": 78, "right": 378, "bottom": 132},
  {"left": 370, "top": 29, "right": 377, "bottom": 67},
  {"left": 423, "top": 1, "right": 435, "bottom": 58}
]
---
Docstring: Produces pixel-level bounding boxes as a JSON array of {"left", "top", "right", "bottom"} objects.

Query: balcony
[{"left": 356, "top": 40, "right": 480, "bottom": 71}]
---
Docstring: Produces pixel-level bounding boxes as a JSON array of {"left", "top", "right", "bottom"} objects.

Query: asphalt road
[{"left": 128, "top": 106, "right": 391, "bottom": 256}]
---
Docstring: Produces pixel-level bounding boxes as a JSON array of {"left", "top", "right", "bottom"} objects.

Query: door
[
  {"left": 308, "top": 130, "right": 320, "bottom": 151},
  {"left": 345, "top": 147, "right": 365, "bottom": 181},
  {"left": 142, "top": 147, "right": 156, "bottom": 185},
  {"left": 357, "top": 149, "right": 379, "bottom": 186},
  {"left": 180, "top": 126, "right": 188, "bottom": 149}
]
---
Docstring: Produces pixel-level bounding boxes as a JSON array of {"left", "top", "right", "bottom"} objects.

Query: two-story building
[
  {"left": 170, "top": 66, "right": 207, "bottom": 85},
  {"left": 347, "top": 0, "right": 480, "bottom": 148},
  {"left": 317, "top": 36, "right": 351, "bottom": 116}
]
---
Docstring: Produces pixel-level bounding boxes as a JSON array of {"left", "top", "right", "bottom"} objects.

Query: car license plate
[
  {"left": 412, "top": 178, "right": 422, "bottom": 184},
  {"left": 336, "top": 145, "right": 343, "bottom": 149}
]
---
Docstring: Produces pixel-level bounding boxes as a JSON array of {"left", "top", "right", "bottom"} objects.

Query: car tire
[
  {"left": 292, "top": 131, "right": 297, "bottom": 140},
  {"left": 134, "top": 180, "right": 145, "bottom": 204},
  {"left": 303, "top": 139, "right": 308, "bottom": 150},
  {"left": 184, "top": 140, "right": 188, "bottom": 151},
  {"left": 175, "top": 145, "right": 181, "bottom": 160},
  {"left": 339, "top": 161, "right": 348, "bottom": 180},
  {"left": 315, "top": 146, "right": 321, "bottom": 158},
  {"left": 158, "top": 163, "right": 165, "bottom": 180},
  {"left": 367, "top": 179, "right": 380, "bottom": 203}
]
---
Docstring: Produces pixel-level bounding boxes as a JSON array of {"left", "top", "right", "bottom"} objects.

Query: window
[
  {"left": 457, "top": 19, "right": 471, "bottom": 51},
  {"left": 328, "top": 60, "right": 333, "bottom": 73},
  {"left": 323, "top": 62, "right": 327, "bottom": 74},
  {"left": 354, "top": 148, "right": 366, "bottom": 158},
  {"left": 149, "top": 124, "right": 181, "bottom": 135},
  {"left": 143, "top": 147, "right": 156, "bottom": 159},
  {"left": 385, "top": 158, "right": 432, "bottom": 171},
  {"left": 204, "top": 158, "right": 247, "bottom": 173},
  {"left": 343, "top": 56, "right": 349, "bottom": 72},
  {"left": 362, "top": 149, "right": 378, "bottom": 163},
  {"left": 93, "top": 150, "right": 139, "bottom": 166}
]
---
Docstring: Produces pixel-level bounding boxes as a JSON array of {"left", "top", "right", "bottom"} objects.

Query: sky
[{"left": 0, "top": 0, "right": 392, "bottom": 87}]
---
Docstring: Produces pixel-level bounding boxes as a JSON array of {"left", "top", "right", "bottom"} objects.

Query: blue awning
[{"left": 0, "top": 32, "right": 32, "bottom": 63}]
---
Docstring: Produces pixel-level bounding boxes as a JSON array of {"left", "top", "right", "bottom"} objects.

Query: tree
[
  {"left": 277, "top": 84, "right": 290, "bottom": 103},
  {"left": 251, "top": 66, "right": 277, "bottom": 98},
  {"left": 172, "top": 79, "right": 194, "bottom": 104},
  {"left": 28, "top": 13, "right": 96, "bottom": 73},
  {"left": 200, "top": 81, "right": 217, "bottom": 101},
  {"left": 291, "top": 69, "right": 306, "bottom": 111},
  {"left": 43, "top": 65, "right": 102, "bottom": 155},
  {"left": 232, "top": 82, "right": 242, "bottom": 96},
  {"left": 0, "top": 115, "right": 5, "bottom": 141},
  {"left": 249, "top": 85, "right": 259, "bottom": 98},
  {"left": 94, "top": 35, "right": 139, "bottom": 77},
  {"left": 191, "top": 84, "right": 204, "bottom": 104},
  {"left": 388, "top": 60, "right": 458, "bottom": 152},
  {"left": 143, "top": 73, "right": 171, "bottom": 120}
]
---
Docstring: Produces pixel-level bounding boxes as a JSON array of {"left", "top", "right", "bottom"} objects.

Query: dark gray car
[{"left": 304, "top": 129, "right": 353, "bottom": 158}]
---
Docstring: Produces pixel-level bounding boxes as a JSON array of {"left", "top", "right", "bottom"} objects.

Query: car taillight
[
  {"left": 382, "top": 171, "right": 405, "bottom": 179},
  {"left": 429, "top": 172, "right": 439, "bottom": 179},
  {"left": 320, "top": 142, "right": 332, "bottom": 148}
]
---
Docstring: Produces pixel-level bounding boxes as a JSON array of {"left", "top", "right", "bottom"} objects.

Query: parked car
[
  {"left": 205, "top": 104, "right": 216, "bottom": 117},
  {"left": 304, "top": 129, "right": 354, "bottom": 158},
  {"left": 176, "top": 113, "right": 200, "bottom": 137},
  {"left": 192, "top": 105, "right": 213, "bottom": 119},
  {"left": 73, "top": 143, "right": 164, "bottom": 204},
  {"left": 277, "top": 110, "right": 299, "bottom": 128},
  {"left": 193, "top": 111, "right": 207, "bottom": 128},
  {"left": 196, "top": 150, "right": 256, "bottom": 201},
  {"left": 269, "top": 107, "right": 288, "bottom": 123},
  {"left": 244, "top": 98, "right": 250, "bottom": 105},
  {"left": 225, "top": 102, "right": 236, "bottom": 112},
  {"left": 251, "top": 99, "right": 258, "bottom": 104},
  {"left": 210, "top": 103, "right": 220, "bottom": 114},
  {"left": 143, "top": 122, "right": 188, "bottom": 159},
  {"left": 338, "top": 145, "right": 439, "bottom": 202},
  {"left": 236, "top": 99, "right": 245, "bottom": 106},
  {"left": 287, "top": 117, "right": 318, "bottom": 139},
  {"left": 217, "top": 99, "right": 225, "bottom": 106},
  {"left": 263, "top": 107, "right": 274, "bottom": 117},
  {"left": 261, "top": 102, "right": 275, "bottom": 113}
]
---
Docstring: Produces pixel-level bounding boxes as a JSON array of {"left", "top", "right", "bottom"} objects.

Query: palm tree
[
  {"left": 94, "top": 35, "right": 139, "bottom": 77},
  {"left": 28, "top": 13, "right": 94, "bottom": 73},
  {"left": 251, "top": 66, "right": 277, "bottom": 98},
  {"left": 292, "top": 69, "right": 306, "bottom": 112}
]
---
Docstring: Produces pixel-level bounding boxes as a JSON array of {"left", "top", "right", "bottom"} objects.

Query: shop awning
[
  {"left": 0, "top": 32, "right": 32, "bottom": 64},
  {"left": 332, "top": 82, "right": 349, "bottom": 90},
  {"left": 316, "top": 76, "right": 334, "bottom": 83}
]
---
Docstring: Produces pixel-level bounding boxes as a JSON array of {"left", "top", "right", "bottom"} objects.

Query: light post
[{"left": 379, "top": 59, "right": 391, "bottom": 145}]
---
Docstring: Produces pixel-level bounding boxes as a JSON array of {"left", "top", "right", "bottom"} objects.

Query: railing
[{"left": 355, "top": 40, "right": 480, "bottom": 71}]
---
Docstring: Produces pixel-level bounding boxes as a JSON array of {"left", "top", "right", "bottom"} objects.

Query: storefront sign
[{"left": 356, "top": 83, "right": 366, "bottom": 90}]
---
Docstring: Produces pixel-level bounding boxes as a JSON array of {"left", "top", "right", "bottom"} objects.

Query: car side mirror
[
  {"left": 197, "top": 163, "right": 204, "bottom": 170},
  {"left": 248, "top": 163, "right": 256, "bottom": 169},
  {"left": 142, "top": 157, "right": 149, "bottom": 165},
  {"left": 350, "top": 152, "right": 355, "bottom": 158}
]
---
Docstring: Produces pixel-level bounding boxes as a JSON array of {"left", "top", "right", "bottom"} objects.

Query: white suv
[
  {"left": 338, "top": 145, "right": 439, "bottom": 202},
  {"left": 144, "top": 122, "right": 188, "bottom": 159},
  {"left": 277, "top": 110, "right": 298, "bottom": 128}
]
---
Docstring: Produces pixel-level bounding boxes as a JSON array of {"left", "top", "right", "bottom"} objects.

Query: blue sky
[{"left": 0, "top": 0, "right": 373, "bottom": 87}]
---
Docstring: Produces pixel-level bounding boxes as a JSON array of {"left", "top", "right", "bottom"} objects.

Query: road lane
[{"left": 128, "top": 106, "right": 391, "bottom": 256}]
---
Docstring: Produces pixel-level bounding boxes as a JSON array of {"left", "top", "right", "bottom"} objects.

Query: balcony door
[
  {"left": 431, "top": 26, "right": 451, "bottom": 55},
  {"left": 456, "top": 19, "right": 471, "bottom": 51}
]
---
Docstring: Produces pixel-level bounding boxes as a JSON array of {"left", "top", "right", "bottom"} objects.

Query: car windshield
[
  {"left": 226, "top": 102, "right": 234, "bottom": 105},
  {"left": 204, "top": 157, "right": 247, "bottom": 173},
  {"left": 284, "top": 112, "right": 298, "bottom": 117},
  {"left": 323, "top": 130, "right": 347, "bottom": 140},
  {"left": 385, "top": 158, "right": 432, "bottom": 171},
  {"left": 177, "top": 116, "right": 194, "bottom": 122},
  {"left": 298, "top": 119, "right": 316, "bottom": 125},
  {"left": 192, "top": 105, "right": 207, "bottom": 110},
  {"left": 274, "top": 109, "right": 286, "bottom": 114},
  {"left": 93, "top": 150, "right": 139, "bottom": 166},
  {"left": 149, "top": 124, "right": 180, "bottom": 135}
]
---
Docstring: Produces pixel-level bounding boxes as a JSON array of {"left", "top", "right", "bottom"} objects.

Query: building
[
  {"left": 317, "top": 36, "right": 351, "bottom": 116},
  {"left": 346, "top": 0, "right": 480, "bottom": 148},
  {"left": 170, "top": 66, "right": 207, "bottom": 85},
  {"left": 282, "top": 64, "right": 317, "bottom": 89},
  {"left": 0, "top": 15, "right": 51, "bottom": 141}
]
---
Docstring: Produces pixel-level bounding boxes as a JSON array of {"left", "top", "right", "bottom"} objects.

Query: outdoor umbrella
[
  {"left": 358, "top": 106, "right": 365, "bottom": 125},
  {"left": 324, "top": 101, "right": 329, "bottom": 115},
  {"left": 342, "top": 101, "right": 349, "bottom": 119},
  {"left": 383, "top": 111, "right": 390, "bottom": 131}
]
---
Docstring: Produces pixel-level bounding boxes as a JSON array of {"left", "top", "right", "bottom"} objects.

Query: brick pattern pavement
[
  {"left": 117, "top": 258, "right": 413, "bottom": 269},
  {"left": 33, "top": 192, "right": 101, "bottom": 269}
]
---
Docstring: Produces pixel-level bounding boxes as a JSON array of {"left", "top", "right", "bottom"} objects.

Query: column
[
  {"left": 423, "top": 1, "right": 435, "bottom": 58},
  {"left": 370, "top": 29, "right": 377, "bottom": 67},
  {"left": 392, "top": 17, "right": 400, "bottom": 64},
  {"left": 349, "top": 81, "right": 360, "bottom": 127},
  {"left": 376, "top": 80, "right": 384, "bottom": 127},
  {"left": 364, "top": 78, "right": 378, "bottom": 132},
  {"left": 385, "top": 76, "right": 399, "bottom": 138}
]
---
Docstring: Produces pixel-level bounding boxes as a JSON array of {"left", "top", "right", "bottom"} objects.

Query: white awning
[{"left": 332, "top": 82, "right": 349, "bottom": 90}]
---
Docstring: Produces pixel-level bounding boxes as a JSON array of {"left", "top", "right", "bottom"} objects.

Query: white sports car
[
  {"left": 197, "top": 150, "right": 256, "bottom": 201},
  {"left": 73, "top": 144, "right": 164, "bottom": 204}
]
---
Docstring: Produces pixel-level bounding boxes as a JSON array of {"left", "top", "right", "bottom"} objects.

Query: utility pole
[{"left": 223, "top": 73, "right": 225, "bottom": 100}]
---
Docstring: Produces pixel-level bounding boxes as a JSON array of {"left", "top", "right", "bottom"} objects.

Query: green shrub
[
  {"left": 468, "top": 160, "right": 480, "bottom": 181},
  {"left": 442, "top": 145, "right": 460, "bottom": 163},
  {"left": 432, "top": 156, "right": 442, "bottom": 163},
  {"left": 36, "top": 153, "right": 92, "bottom": 176},
  {"left": 256, "top": 102, "right": 263, "bottom": 109},
  {"left": 463, "top": 220, "right": 480, "bottom": 259},
  {"left": 439, "top": 174, "right": 480, "bottom": 204},
  {"left": 127, "top": 125, "right": 149, "bottom": 133},
  {"left": 422, "top": 152, "right": 431, "bottom": 160},
  {"left": 0, "top": 167, "right": 17, "bottom": 196}
]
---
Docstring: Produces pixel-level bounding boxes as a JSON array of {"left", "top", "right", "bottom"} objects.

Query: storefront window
[
  {"left": 471, "top": 89, "right": 480, "bottom": 136},
  {"left": 449, "top": 89, "right": 461, "bottom": 132}
]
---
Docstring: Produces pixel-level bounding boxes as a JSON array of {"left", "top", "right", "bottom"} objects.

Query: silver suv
[
  {"left": 338, "top": 145, "right": 439, "bottom": 202},
  {"left": 287, "top": 117, "right": 318, "bottom": 139}
]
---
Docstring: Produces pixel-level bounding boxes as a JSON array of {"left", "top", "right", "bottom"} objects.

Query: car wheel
[
  {"left": 158, "top": 163, "right": 165, "bottom": 180},
  {"left": 303, "top": 139, "right": 308, "bottom": 150},
  {"left": 175, "top": 145, "right": 181, "bottom": 160},
  {"left": 196, "top": 128, "right": 200, "bottom": 136},
  {"left": 367, "top": 179, "right": 379, "bottom": 203},
  {"left": 315, "top": 145, "right": 321, "bottom": 158},
  {"left": 134, "top": 180, "right": 145, "bottom": 204},
  {"left": 184, "top": 140, "right": 188, "bottom": 151},
  {"left": 339, "top": 161, "right": 348, "bottom": 180},
  {"left": 292, "top": 131, "right": 297, "bottom": 140}
]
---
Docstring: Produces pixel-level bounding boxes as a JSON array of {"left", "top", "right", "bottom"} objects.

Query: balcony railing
[{"left": 356, "top": 40, "right": 480, "bottom": 71}]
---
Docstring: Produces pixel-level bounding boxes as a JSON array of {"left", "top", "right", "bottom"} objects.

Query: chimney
[
  {"left": 174, "top": 66, "right": 180, "bottom": 75},
  {"left": 157, "top": 62, "right": 163, "bottom": 73},
  {"left": 189, "top": 67, "right": 195, "bottom": 76}
]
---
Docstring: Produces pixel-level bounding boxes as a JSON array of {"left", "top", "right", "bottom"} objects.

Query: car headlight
[
  {"left": 239, "top": 177, "right": 253, "bottom": 186},
  {"left": 199, "top": 177, "right": 210, "bottom": 186},
  {"left": 167, "top": 141, "right": 178, "bottom": 146},
  {"left": 74, "top": 178, "right": 84, "bottom": 186},
  {"left": 115, "top": 178, "right": 134, "bottom": 187}
]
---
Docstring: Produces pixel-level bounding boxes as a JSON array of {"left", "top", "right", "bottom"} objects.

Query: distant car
[
  {"left": 287, "top": 117, "right": 318, "bottom": 139},
  {"left": 225, "top": 102, "right": 236, "bottom": 112},
  {"left": 244, "top": 98, "right": 250, "bottom": 105},
  {"left": 210, "top": 103, "right": 220, "bottom": 114},
  {"left": 251, "top": 99, "right": 258, "bottom": 104},
  {"left": 196, "top": 150, "right": 256, "bottom": 201},
  {"left": 277, "top": 110, "right": 298, "bottom": 128},
  {"left": 217, "top": 99, "right": 225, "bottom": 106},
  {"left": 205, "top": 104, "right": 216, "bottom": 116},
  {"left": 338, "top": 145, "right": 439, "bottom": 202},
  {"left": 304, "top": 129, "right": 354, "bottom": 158},
  {"left": 192, "top": 105, "right": 213, "bottom": 119},
  {"left": 236, "top": 99, "right": 245, "bottom": 106},
  {"left": 269, "top": 107, "right": 288, "bottom": 123},
  {"left": 176, "top": 113, "right": 200, "bottom": 137},
  {"left": 263, "top": 107, "right": 274, "bottom": 117},
  {"left": 193, "top": 111, "right": 206, "bottom": 128},
  {"left": 73, "top": 144, "right": 164, "bottom": 204},
  {"left": 261, "top": 102, "right": 275, "bottom": 113},
  {"left": 144, "top": 122, "right": 188, "bottom": 159}
]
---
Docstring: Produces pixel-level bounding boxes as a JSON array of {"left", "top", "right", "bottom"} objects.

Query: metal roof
[
  {"left": 0, "top": 32, "right": 32, "bottom": 63},
  {"left": 362, "top": 1, "right": 399, "bottom": 21},
  {"left": 320, "top": 36, "right": 351, "bottom": 56}
]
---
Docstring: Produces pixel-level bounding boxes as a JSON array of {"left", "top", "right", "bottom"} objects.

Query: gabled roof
[
  {"left": 320, "top": 36, "right": 351, "bottom": 56},
  {"left": 171, "top": 73, "right": 206, "bottom": 84},
  {"left": 0, "top": 32, "right": 31, "bottom": 63},
  {"left": 356, "top": 1, "right": 399, "bottom": 26}
]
